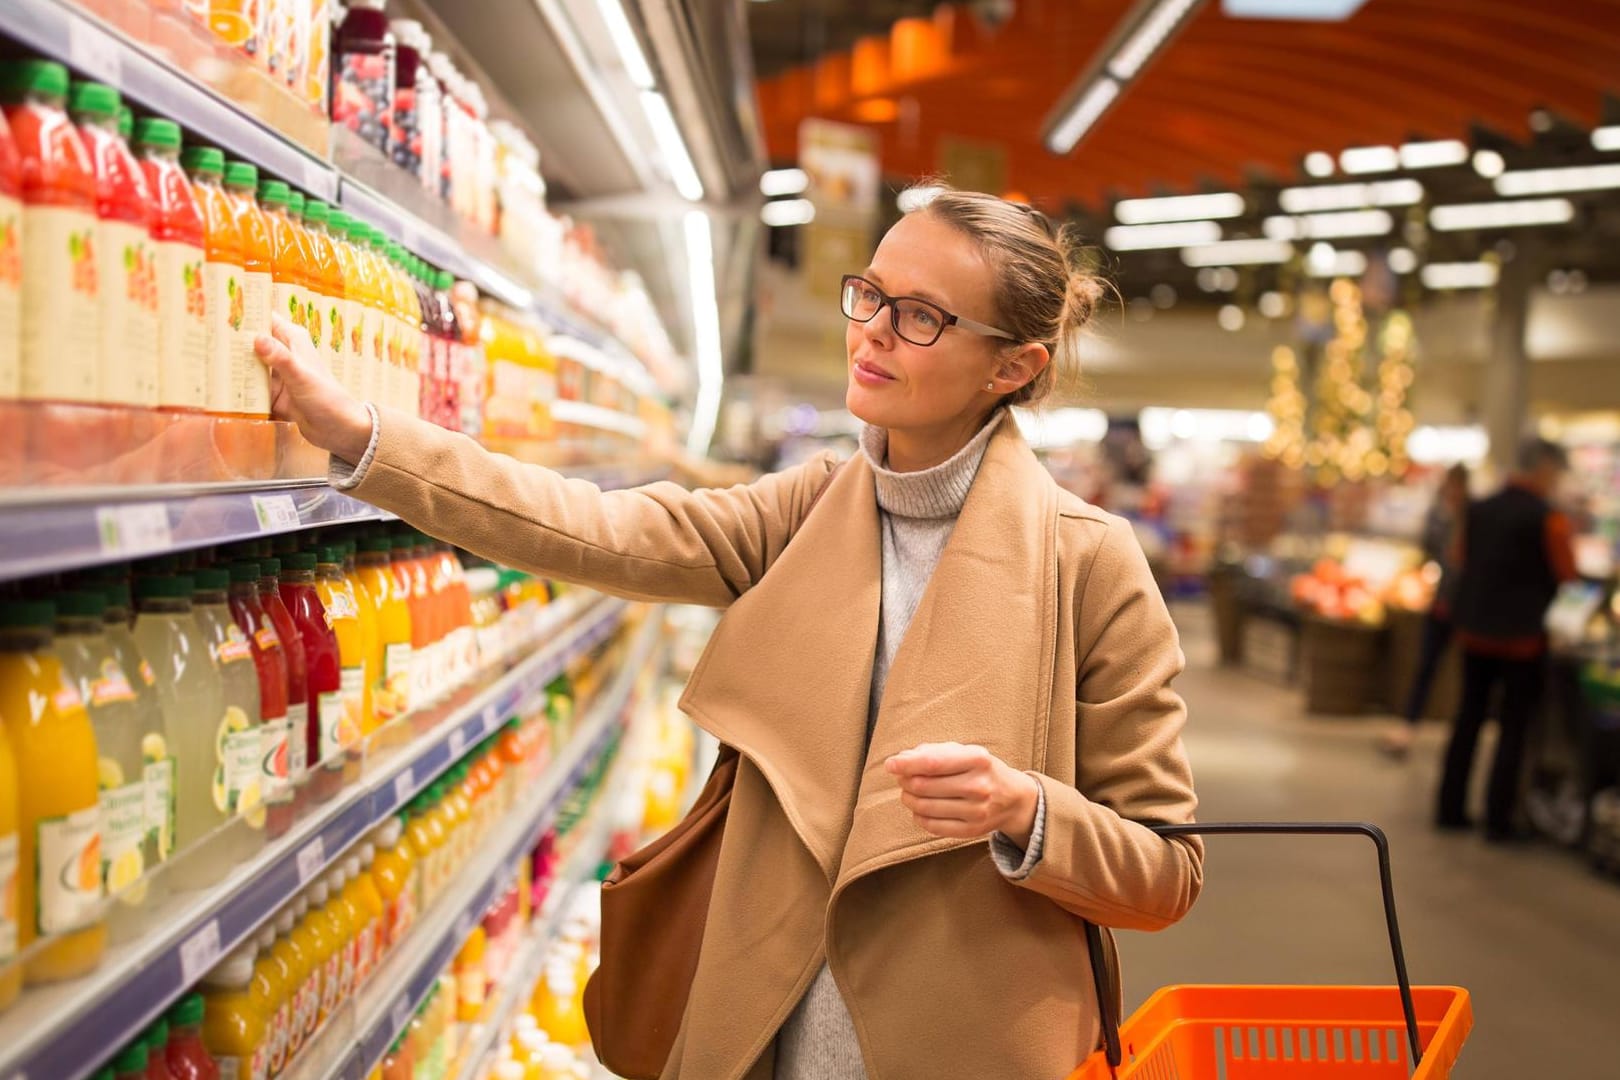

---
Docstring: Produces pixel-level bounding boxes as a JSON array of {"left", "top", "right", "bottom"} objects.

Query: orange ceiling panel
[{"left": 754, "top": 0, "right": 1620, "bottom": 208}]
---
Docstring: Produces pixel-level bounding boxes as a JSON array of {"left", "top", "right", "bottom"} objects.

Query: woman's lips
[{"left": 852, "top": 360, "right": 895, "bottom": 387}]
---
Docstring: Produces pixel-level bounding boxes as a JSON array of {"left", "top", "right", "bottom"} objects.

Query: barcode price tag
[
  {"left": 96, "top": 503, "right": 172, "bottom": 556},
  {"left": 448, "top": 728, "right": 466, "bottom": 758},
  {"left": 68, "top": 18, "right": 122, "bottom": 85},
  {"left": 393, "top": 766, "right": 415, "bottom": 805},
  {"left": 179, "top": 920, "right": 223, "bottom": 983},
  {"left": 251, "top": 493, "right": 300, "bottom": 532},
  {"left": 296, "top": 837, "right": 326, "bottom": 885}
]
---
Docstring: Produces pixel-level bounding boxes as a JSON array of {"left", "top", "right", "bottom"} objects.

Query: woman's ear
[{"left": 992, "top": 342, "right": 1051, "bottom": 394}]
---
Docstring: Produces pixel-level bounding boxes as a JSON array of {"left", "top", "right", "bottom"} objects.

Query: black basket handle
[{"left": 1088, "top": 822, "right": 1423, "bottom": 1078}]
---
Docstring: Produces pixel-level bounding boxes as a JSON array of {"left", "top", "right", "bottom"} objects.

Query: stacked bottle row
[{"left": 0, "top": 530, "right": 574, "bottom": 1012}]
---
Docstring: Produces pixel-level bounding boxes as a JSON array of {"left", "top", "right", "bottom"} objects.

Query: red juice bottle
[
  {"left": 134, "top": 119, "right": 209, "bottom": 415},
  {"left": 278, "top": 552, "right": 343, "bottom": 804},
  {"left": 227, "top": 562, "right": 291, "bottom": 838},
  {"left": 331, "top": 0, "right": 396, "bottom": 156},
  {"left": 164, "top": 992, "right": 220, "bottom": 1080},
  {"left": 258, "top": 557, "right": 308, "bottom": 819},
  {"left": 393, "top": 534, "right": 433, "bottom": 717},
  {"left": 0, "top": 105, "right": 21, "bottom": 402}
]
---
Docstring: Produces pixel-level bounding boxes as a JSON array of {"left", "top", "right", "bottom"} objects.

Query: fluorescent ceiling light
[
  {"left": 1304, "top": 151, "right": 1336, "bottom": 177},
  {"left": 760, "top": 199, "right": 815, "bottom": 227},
  {"left": 1114, "top": 191, "right": 1244, "bottom": 224},
  {"left": 1593, "top": 126, "right": 1620, "bottom": 152},
  {"left": 897, "top": 185, "right": 944, "bottom": 212},
  {"left": 1398, "top": 140, "right": 1468, "bottom": 169},
  {"left": 1180, "top": 238, "right": 1294, "bottom": 266},
  {"left": 596, "top": 0, "right": 655, "bottom": 90},
  {"left": 1263, "top": 208, "right": 1393, "bottom": 240},
  {"left": 1222, "top": 0, "right": 1368, "bottom": 17},
  {"left": 760, "top": 168, "right": 809, "bottom": 197},
  {"left": 1340, "top": 145, "right": 1399, "bottom": 174},
  {"left": 1103, "top": 220, "right": 1222, "bottom": 250},
  {"left": 1306, "top": 248, "right": 1368, "bottom": 277},
  {"left": 1047, "top": 77, "right": 1120, "bottom": 154},
  {"left": 1494, "top": 163, "right": 1620, "bottom": 197},
  {"left": 640, "top": 90, "right": 704, "bottom": 201},
  {"left": 1472, "top": 149, "right": 1505, "bottom": 178},
  {"left": 1278, "top": 179, "right": 1422, "bottom": 213},
  {"left": 1420, "top": 261, "right": 1499, "bottom": 289},
  {"left": 684, "top": 210, "right": 723, "bottom": 455},
  {"left": 1109, "top": 0, "right": 1202, "bottom": 80},
  {"left": 1429, "top": 198, "right": 1574, "bottom": 231}
]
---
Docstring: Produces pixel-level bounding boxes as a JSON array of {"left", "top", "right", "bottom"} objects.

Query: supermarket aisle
[{"left": 1119, "top": 603, "right": 1620, "bottom": 1078}]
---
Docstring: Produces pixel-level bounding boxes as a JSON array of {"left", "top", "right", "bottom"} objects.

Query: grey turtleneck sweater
[{"left": 774, "top": 410, "right": 1047, "bottom": 1079}]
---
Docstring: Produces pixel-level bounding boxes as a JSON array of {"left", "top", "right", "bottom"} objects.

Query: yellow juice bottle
[
  {"left": 306, "top": 881, "right": 343, "bottom": 1029},
  {"left": 395, "top": 247, "right": 424, "bottom": 419},
  {"left": 254, "top": 923, "right": 293, "bottom": 1076},
  {"left": 271, "top": 906, "right": 312, "bottom": 1061},
  {"left": 328, "top": 211, "right": 367, "bottom": 402},
  {"left": 201, "top": 944, "right": 271, "bottom": 1080},
  {"left": 322, "top": 865, "right": 360, "bottom": 1003},
  {"left": 341, "top": 541, "right": 381, "bottom": 751},
  {"left": 348, "top": 222, "right": 386, "bottom": 410},
  {"left": 0, "top": 709, "right": 19, "bottom": 1013},
  {"left": 356, "top": 537, "right": 411, "bottom": 737},
  {"left": 314, "top": 546, "right": 367, "bottom": 785},
  {"left": 0, "top": 601, "right": 106, "bottom": 985},
  {"left": 385, "top": 242, "right": 416, "bottom": 417},
  {"left": 402, "top": 797, "right": 437, "bottom": 910},
  {"left": 291, "top": 892, "right": 328, "bottom": 1044},
  {"left": 343, "top": 851, "right": 384, "bottom": 986},
  {"left": 420, "top": 784, "right": 451, "bottom": 897},
  {"left": 301, "top": 201, "right": 346, "bottom": 390},
  {"left": 443, "top": 765, "right": 472, "bottom": 865},
  {"left": 370, "top": 815, "right": 415, "bottom": 954}
]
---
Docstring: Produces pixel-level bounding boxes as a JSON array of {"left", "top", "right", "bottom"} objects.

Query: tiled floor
[{"left": 1114, "top": 604, "right": 1620, "bottom": 1078}]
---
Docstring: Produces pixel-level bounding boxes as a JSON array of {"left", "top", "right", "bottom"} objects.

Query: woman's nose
[{"left": 862, "top": 305, "right": 895, "bottom": 347}]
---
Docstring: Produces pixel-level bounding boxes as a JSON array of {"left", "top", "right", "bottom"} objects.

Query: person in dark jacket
[{"left": 1437, "top": 439, "right": 1578, "bottom": 841}]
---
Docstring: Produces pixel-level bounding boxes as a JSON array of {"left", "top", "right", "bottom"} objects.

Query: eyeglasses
[{"left": 839, "top": 274, "right": 1017, "bottom": 348}]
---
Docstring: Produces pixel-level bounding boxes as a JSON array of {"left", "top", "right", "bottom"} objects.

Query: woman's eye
[
  {"left": 860, "top": 287, "right": 881, "bottom": 305},
  {"left": 911, "top": 306, "right": 940, "bottom": 329}
]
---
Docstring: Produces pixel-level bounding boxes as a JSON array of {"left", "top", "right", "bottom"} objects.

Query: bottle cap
[
  {"left": 117, "top": 106, "right": 133, "bottom": 140},
  {"left": 360, "top": 841, "right": 377, "bottom": 865},
  {"left": 135, "top": 575, "right": 192, "bottom": 601},
  {"left": 132, "top": 118, "right": 181, "bottom": 150},
  {"left": 260, "top": 557, "right": 282, "bottom": 578},
  {"left": 143, "top": 1017, "right": 170, "bottom": 1052},
  {"left": 111, "top": 1040, "right": 148, "bottom": 1073},
  {"left": 224, "top": 160, "right": 260, "bottom": 189},
  {"left": 282, "top": 551, "right": 317, "bottom": 571},
  {"left": 67, "top": 80, "right": 119, "bottom": 119},
  {"left": 168, "top": 991, "right": 206, "bottom": 1026},
  {"left": 204, "top": 945, "right": 258, "bottom": 988},
  {"left": 304, "top": 201, "right": 329, "bottom": 225},
  {"left": 276, "top": 908, "right": 296, "bottom": 935},
  {"left": 192, "top": 567, "right": 230, "bottom": 592},
  {"left": 257, "top": 179, "right": 291, "bottom": 206},
  {"left": 181, "top": 145, "right": 225, "bottom": 176},
  {"left": 229, "top": 561, "right": 261, "bottom": 584},
  {"left": 0, "top": 600, "right": 55, "bottom": 628},
  {"left": 0, "top": 60, "right": 70, "bottom": 101},
  {"left": 55, "top": 590, "right": 108, "bottom": 618}
]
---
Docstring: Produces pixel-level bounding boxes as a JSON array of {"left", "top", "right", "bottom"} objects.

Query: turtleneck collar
[{"left": 859, "top": 409, "right": 1005, "bottom": 520}]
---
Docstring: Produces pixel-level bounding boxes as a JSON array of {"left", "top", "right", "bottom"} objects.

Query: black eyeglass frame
[{"left": 839, "top": 274, "right": 1018, "bottom": 347}]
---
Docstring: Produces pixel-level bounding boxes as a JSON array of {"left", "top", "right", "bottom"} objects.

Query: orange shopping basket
[{"left": 1069, "top": 823, "right": 1474, "bottom": 1079}]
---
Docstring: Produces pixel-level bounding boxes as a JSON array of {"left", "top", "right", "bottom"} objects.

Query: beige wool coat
[{"left": 341, "top": 407, "right": 1204, "bottom": 1080}]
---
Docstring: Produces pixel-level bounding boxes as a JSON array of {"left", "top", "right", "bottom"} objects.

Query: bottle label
[
  {"left": 100, "top": 219, "right": 160, "bottom": 407},
  {"left": 0, "top": 193, "right": 20, "bottom": 397},
  {"left": 356, "top": 920, "right": 375, "bottom": 981},
  {"left": 381, "top": 642, "right": 412, "bottom": 720},
  {"left": 234, "top": 268, "right": 273, "bottom": 416},
  {"left": 342, "top": 296, "right": 364, "bottom": 396},
  {"left": 325, "top": 298, "right": 346, "bottom": 387},
  {"left": 299, "top": 972, "right": 319, "bottom": 1039},
  {"left": 19, "top": 205, "right": 100, "bottom": 403},
  {"left": 140, "top": 658, "right": 157, "bottom": 687},
  {"left": 259, "top": 714, "right": 292, "bottom": 800},
  {"left": 35, "top": 806, "right": 102, "bottom": 935},
  {"left": 269, "top": 999, "right": 290, "bottom": 1074},
  {"left": 0, "top": 831, "right": 18, "bottom": 961},
  {"left": 321, "top": 589, "right": 358, "bottom": 623},
  {"left": 156, "top": 239, "right": 209, "bottom": 409},
  {"left": 321, "top": 953, "right": 339, "bottom": 1017},
  {"left": 217, "top": 622, "right": 255, "bottom": 665},
  {"left": 203, "top": 260, "right": 241, "bottom": 413},
  {"left": 142, "top": 745, "right": 175, "bottom": 861},
  {"left": 273, "top": 280, "right": 307, "bottom": 348},
  {"left": 286, "top": 700, "right": 309, "bottom": 779},
  {"left": 216, "top": 1059, "right": 240, "bottom": 1080},
  {"left": 251, "top": 1042, "right": 269, "bottom": 1080},
  {"left": 325, "top": 666, "right": 365, "bottom": 760},
  {"left": 98, "top": 771, "right": 147, "bottom": 895},
  {"left": 363, "top": 304, "right": 385, "bottom": 405},
  {"left": 90, "top": 656, "right": 137, "bottom": 706},
  {"left": 339, "top": 935, "right": 355, "bottom": 996},
  {"left": 254, "top": 616, "right": 282, "bottom": 653},
  {"left": 214, "top": 711, "right": 263, "bottom": 819}
]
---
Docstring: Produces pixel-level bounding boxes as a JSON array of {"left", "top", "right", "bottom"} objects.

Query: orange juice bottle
[
  {"left": 253, "top": 923, "right": 292, "bottom": 1076},
  {"left": 355, "top": 537, "right": 411, "bottom": 736},
  {"left": 369, "top": 815, "right": 415, "bottom": 953},
  {"left": 255, "top": 179, "right": 307, "bottom": 356},
  {"left": 179, "top": 147, "right": 245, "bottom": 417},
  {"left": 357, "top": 225, "right": 392, "bottom": 410},
  {"left": 0, "top": 698, "right": 19, "bottom": 1013},
  {"left": 0, "top": 600, "right": 106, "bottom": 985},
  {"left": 270, "top": 907, "right": 312, "bottom": 1060},
  {"left": 200, "top": 945, "right": 270, "bottom": 1080},
  {"left": 292, "top": 890, "right": 332, "bottom": 1041},
  {"left": 396, "top": 534, "right": 434, "bottom": 710},
  {"left": 313, "top": 546, "right": 366, "bottom": 783},
  {"left": 301, "top": 201, "right": 346, "bottom": 388},
  {"left": 286, "top": 192, "right": 321, "bottom": 341},
  {"left": 328, "top": 211, "right": 366, "bottom": 400},
  {"left": 387, "top": 242, "right": 417, "bottom": 416},
  {"left": 342, "top": 219, "right": 381, "bottom": 408},
  {"left": 340, "top": 540, "right": 381, "bottom": 751},
  {"left": 221, "top": 161, "right": 273, "bottom": 417},
  {"left": 322, "top": 865, "right": 359, "bottom": 1002},
  {"left": 132, "top": 118, "right": 209, "bottom": 414},
  {"left": 343, "top": 851, "right": 384, "bottom": 984},
  {"left": 306, "top": 880, "right": 343, "bottom": 1028},
  {"left": 415, "top": 792, "right": 449, "bottom": 903}
]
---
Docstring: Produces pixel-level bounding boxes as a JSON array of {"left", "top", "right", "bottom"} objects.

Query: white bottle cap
[
  {"left": 276, "top": 909, "right": 296, "bottom": 935},
  {"left": 344, "top": 855, "right": 362, "bottom": 879},
  {"left": 309, "top": 881, "right": 329, "bottom": 906},
  {"left": 325, "top": 868, "right": 345, "bottom": 892},
  {"left": 360, "top": 842, "right": 377, "bottom": 866},
  {"left": 375, "top": 816, "right": 403, "bottom": 848},
  {"left": 294, "top": 894, "right": 309, "bottom": 918},
  {"left": 257, "top": 925, "right": 276, "bottom": 950},
  {"left": 540, "top": 1046, "right": 574, "bottom": 1068},
  {"left": 205, "top": 944, "right": 258, "bottom": 988}
]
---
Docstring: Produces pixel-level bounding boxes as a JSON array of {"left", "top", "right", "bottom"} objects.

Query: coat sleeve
[
  {"left": 333, "top": 406, "right": 839, "bottom": 608},
  {"left": 1008, "top": 515, "right": 1204, "bottom": 932}
]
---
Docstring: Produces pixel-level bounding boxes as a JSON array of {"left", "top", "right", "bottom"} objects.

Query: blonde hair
[{"left": 902, "top": 184, "right": 1103, "bottom": 407}]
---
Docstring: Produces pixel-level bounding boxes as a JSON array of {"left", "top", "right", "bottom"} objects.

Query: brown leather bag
[{"left": 584, "top": 461, "right": 843, "bottom": 1078}]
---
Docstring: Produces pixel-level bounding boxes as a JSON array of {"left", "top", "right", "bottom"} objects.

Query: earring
[{"left": 985, "top": 381, "right": 994, "bottom": 391}]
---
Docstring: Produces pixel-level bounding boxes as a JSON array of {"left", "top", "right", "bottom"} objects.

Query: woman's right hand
[{"left": 254, "top": 314, "right": 374, "bottom": 463}]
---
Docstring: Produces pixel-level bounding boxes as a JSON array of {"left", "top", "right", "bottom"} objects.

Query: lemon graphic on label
[
  {"left": 215, "top": 705, "right": 251, "bottom": 760},
  {"left": 142, "top": 732, "right": 168, "bottom": 763},
  {"left": 212, "top": 764, "right": 229, "bottom": 814},
  {"left": 109, "top": 847, "right": 148, "bottom": 905},
  {"left": 238, "top": 781, "right": 266, "bottom": 830},
  {"left": 97, "top": 757, "right": 125, "bottom": 791}
]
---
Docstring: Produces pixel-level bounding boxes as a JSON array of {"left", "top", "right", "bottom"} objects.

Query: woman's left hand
[{"left": 885, "top": 742, "right": 1042, "bottom": 848}]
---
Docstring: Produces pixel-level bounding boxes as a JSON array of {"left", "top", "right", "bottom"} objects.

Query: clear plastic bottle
[
  {"left": 191, "top": 568, "right": 266, "bottom": 865},
  {"left": 314, "top": 546, "right": 367, "bottom": 785},
  {"left": 289, "top": 892, "right": 328, "bottom": 1043},
  {"left": 368, "top": 816, "right": 415, "bottom": 954},
  {"left": 323, "top": 864, "right": 360, "bottom": 1003},
  {"left": 221, "top": 161, "right": 273, "bottom": 417},
  {"left": 256, "top": 558, "right": 308, "bottom": 820},
  {"left": 132, "top": 118, "right": 209, "bottom": 414},
  {"left": 227, "top": 562, "right": 291, "bottom": 839},
  {"left": 200, "top": 945, "right": 271, "bottom": 1080}
]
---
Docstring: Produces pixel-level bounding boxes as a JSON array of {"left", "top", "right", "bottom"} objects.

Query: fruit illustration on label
[
  {"left": 350, "top": 322, "right": 362, "bottom": 356},
  {"left": 238, "top": 781, "right": 266, "bottom": 830},
  {"left": 227, "top": 276, "right": 245, "bottom": 330},
  {"left": 0, "top": 215, "right": 20, "bottom": 285},
  {"left": 306, "top": 300, "right": 321, "bottom": 345},
  {"left": 107, "top": 847, "right": 144, "bottom": 894},
  {"left": 61, "top": 832, "right": 102, "bottom": 893},
  {"left": 185, "top": 261, "right": 206, "bottom": 317},
  {"left": 329, "top": 307, "right": 342, "bottom": 351},
  {"left": 372, "top": 326, "right": 383, "bottom": 361},
  {"left": 140, "top": 659, "right": 156, "bottom": 686},
  {"left": 287, "top": 291, "right": 305, "bottom": 329},
  {"left": 69, "top": 229, "right": 98, "bottom": 296},
  {"left": 97, "top": 757, "right": 124, "bottom": 791}
]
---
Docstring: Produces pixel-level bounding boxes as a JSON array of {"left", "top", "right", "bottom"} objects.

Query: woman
[{"left": 255, "top": 188, "right": 1202, "bottom": 1080}]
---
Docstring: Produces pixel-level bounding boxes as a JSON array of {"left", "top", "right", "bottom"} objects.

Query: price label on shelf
[
  {"left": 96, "top": 503, "right": 172, "bottom": 557},
  {"left": 68, "top": 18, "right": 122, "bottom": 86},
  {"left": 296, "top": 837, "right": 326, "bottom": 886},
  {"left": 393, "top": 766, "right": 415, "bottom": 805},
  {"left": 179, "top": 920, "right": 223, "bottom": 983},
  {"left": 449, "top": 728, "right": 466, "bottom": 758},
  {"left": 251, "top": 493, "right": 300, "bottom": 532}
]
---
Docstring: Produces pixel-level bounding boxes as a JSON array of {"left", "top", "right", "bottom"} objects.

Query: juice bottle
[
  {"left": 340, "top": 542, "right": 381, "bottom": 749},
  {"left": 221, "top": 161, "right": 273, "bottom": 417},
  {"left": 226, "top": 562, "right": 292, "bottom": 839},
  {"left": 132, "top": 575, "right": 224, "bottom": 886},
  {"left": 278, "top": 553, "right": 342, "bottom": 804},
  {"left": 0, "top": 61, "right": 99, "bottom": 415},
  {"left": 331, "top": 0, "right": 396, "bottom": 155},
  {"left": 442, "top": 767, "right": 471, "bottom": 865},
  {"left": 355, "top": 225, "right": 390, "bottom": 410},
  {"left": 70, "top": 82, "right": 158, "bottom": 409},
  {"left": 327, "top": 211, "right": 366, "bottom": 401},
  {"left": 453, "top": 922, "right": 486, "bottom": 1022},
  {"left": 322, "top": 864, "right": 359, "bottom": 1001},
  {"left": 200, "top": 945, "right": 270, "bottom": 1080},
  {"left": 288, "top": 894, "right": 325, "bottom": 1046},
  {"left": 368, "top": 815, "right": 414, "bottom": 952},
  {"left": 191, "top": 568, "right": 266, "bottom": 862},
  {"left": 343, "top": 850, "right": 383, "bottom": 983},
  {"left": 256, "top": 558, "right": 308, "bottom": 818},
  {"left": 427, "top": 541, "right": 460, "bottom": 698},
  {"left": 402, "top": 797, "right": 435, "bottom": 910},
  {"left": 253, "top": 923, "right": 292, "bottom": 1075},
  {"left": 287, "top": 192, "right": 323, "bottom": 338},
  {"left": 355, "top": 536, "right": 410, "bottom": 736},
  {"left": 0, "top": 600, "right": 105, "bottom": 983},
  {"left": 0, "top": 100, "right": 22, "bottom": 402},
  {"left": 165, "top": 992, "right": 221, "bottom": 1080},
  {"left": 0, "top": 694, "right": 19, "bottom": 1012},
  {"left": 54, "top": 591, "right": 153, "bottom": 904},
  {"left": 422, "top": 783, "right": 452, "bottom": 894},
  {"left": 255, "top": 179, "right": 308, "bottom": 356},
  {"left": 379, "top": 1033, "right": 412, "bottom": 1080},
  {"left": 300, "top": 200, "right": 345, "bottom": 386},
  {"left": 385, "top": 243, "right": 414, "bottom": 416},
  {"left": 179, "top": 147, "right": 243, "bottom": 418},
  {"left": 111, "top": 1041, "right": 148, "bottom": 1080},
  {"left": 399, "top": 247, "right": 424, "bottom": 419},
  {"left": 133, "top": 119, "right": 209, "bottom": 413},
  {"left": 314, "top": 546, "right": 366, "bottom": 783},
  {"left": 269, "top": 907, "right": 310, "bottom": 1060},
  {"left": 305, "top": 880, "right": 344, "bottom": 1029},
  {"left": 141, "top": 1018, "right": 175, "bottom": 1080},
  {"left": 392, "top": 535, "right": 429, "bottom": 717}
]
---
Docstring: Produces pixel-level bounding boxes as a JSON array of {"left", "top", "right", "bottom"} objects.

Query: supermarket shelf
[
  {"left": 1, "top": 0, "right": 339, "bottom": 201},
  {"left": 0, "top": 594, "right": 630, "bottom": 1080},
  {"left": 552, "top": 400, "right": 650, "bottom": 441},
  {"left": 302, "top": 610, "right": 662, "bottom": 1080}
]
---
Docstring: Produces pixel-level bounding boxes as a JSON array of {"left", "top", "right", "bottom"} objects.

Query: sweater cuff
[
  {"left": 990, "top": 779, "right": 1046, "bottom": 880},
  {"left": 328, "top": 402, "right": 381, "bottom": 491}
]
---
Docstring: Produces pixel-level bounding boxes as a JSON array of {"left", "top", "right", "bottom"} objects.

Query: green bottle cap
[
  {"left": 181, "top": 146, "right": 226, "bottom": 176},
  {"left": 318, "top": 545, "right": 346, "bottom": 566},
  {"left": 229, "top": 561, "right": 261, "bottom": 584},
  {"left": 68, "top": 81, "right": 119, "bottom": 119},
  {"left": 288, "top": 191, "right": 306, "bottom": 216},
  {"left": 56, "top": 590, "right": 109, "bottom": 618},
  {"left": 435, "top": 270, "right": 454, "bottom": 290},
  {"left": 257, "top": 179, "right": 291, "bottom": 207},
  {"left": 132, "top": 118, "right": 182, "bottom": 150},
  {"left": 260, "top": 556, "right": 282, "bottom": 577},
  {"left": 224, "top": 160, "right": 260, "bottom": 189},
  {"left": 0, "top": 600, "right": 56, "bottom": 628},
  {"left": 118, "top": 105, "right": 133, "bottom": 140},
  {"left": 169, "top": 991, "right": 207, "bottom": 1026},
  {"left": 304, "top": 201, "right": 330, "bottom": 225},
  {"left": 192, "top": 567, "right": 230, "bottom": 592},
  {"left": 111, "top": 1040, "right": 148, "bottom": 1073},
  {"left": 0, "top": 60, "right": 71, "bottom": 101},
  {"left": 144, "top": 1017, "right": 170, "bottom": 1051},
  {"left": 282, "top": 551, "right": 317, "bottom": 572},
  {"left": 135, "top": 575, "right": 192, "bottom": 601}
]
